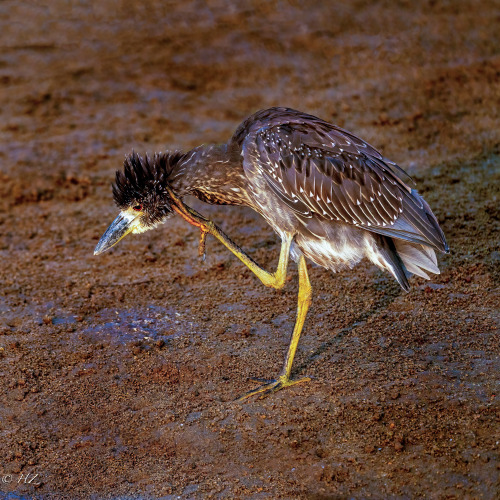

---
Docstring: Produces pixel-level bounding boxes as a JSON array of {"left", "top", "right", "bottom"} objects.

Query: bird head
[{"left": 94, "top": 151, "right": 183, "bottom": 255}]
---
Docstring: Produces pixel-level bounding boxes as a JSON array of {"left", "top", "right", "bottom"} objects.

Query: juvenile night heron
[{"left": 95, "top": 107, "right": 448, "bottom": 400}]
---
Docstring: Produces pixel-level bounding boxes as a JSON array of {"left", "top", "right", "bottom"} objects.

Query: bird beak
[{"left": 94, "top": 212, "right": 139, "bottom": 255}]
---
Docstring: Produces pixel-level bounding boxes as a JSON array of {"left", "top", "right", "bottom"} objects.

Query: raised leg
[
  {"left": 167, "top": 188, "right": 312, "bottom": 399},
  {"left": 237, "top": 254, "right": 312, "bottom": 401},
  {"left": 168, "top": 187, "right": 292, "bottom": 289}
]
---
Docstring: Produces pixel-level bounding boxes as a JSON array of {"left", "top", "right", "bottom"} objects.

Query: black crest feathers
[{"left": 112, "top": 151, "right": 184, "bottom": 209}]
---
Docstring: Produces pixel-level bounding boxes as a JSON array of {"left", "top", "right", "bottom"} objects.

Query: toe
[{"left": 235, "top": 375, "right": 311, "bottom": 401}]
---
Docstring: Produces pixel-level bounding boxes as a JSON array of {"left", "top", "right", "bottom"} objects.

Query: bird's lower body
[
  {"left": 168, "top": 187, "right": 443, "bottom": 400},
  {"left": 168, "top": 188, "right": 313, "bottom": 400}
]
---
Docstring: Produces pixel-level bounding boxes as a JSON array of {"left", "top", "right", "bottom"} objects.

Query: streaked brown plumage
[
  {"left": 231, "top": 108, "right": 448, "bottom": 289},
  {"left": 95, "top": 107, "right": 448, "bottom": 399}
]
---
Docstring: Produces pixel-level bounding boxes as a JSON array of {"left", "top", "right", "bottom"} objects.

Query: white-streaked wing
[{"left": 236, "top": 107, "right": 447, "bottom": 252}]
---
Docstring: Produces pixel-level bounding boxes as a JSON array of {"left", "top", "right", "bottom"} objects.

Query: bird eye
[{"left": 133, "top": 204, "right": 142, "bottom": 211}]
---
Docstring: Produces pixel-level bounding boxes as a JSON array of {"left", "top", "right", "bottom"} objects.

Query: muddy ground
[{"left": 0, "top": 1, "right": 499, "bottom": 498}]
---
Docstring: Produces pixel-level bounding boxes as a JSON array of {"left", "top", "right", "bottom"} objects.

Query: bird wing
[{"left": 237, "top": 107, "right": 447, "bottom": 252}]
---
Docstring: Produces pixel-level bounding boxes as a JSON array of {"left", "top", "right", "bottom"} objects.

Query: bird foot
[{"left": 235, "top": 374, "right": 311, "bottom": 402}]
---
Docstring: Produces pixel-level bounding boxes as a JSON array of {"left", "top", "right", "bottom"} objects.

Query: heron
[{"left": 94, "top": 107, "right": 448, "bottom": 400}]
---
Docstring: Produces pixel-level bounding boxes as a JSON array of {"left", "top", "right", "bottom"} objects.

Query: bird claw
[{"left": 235, "top": 375, "right": 311, "bottom": 402}]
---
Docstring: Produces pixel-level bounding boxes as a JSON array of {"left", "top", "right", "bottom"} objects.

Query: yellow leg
[
  {"left": 168, "top": 187, "right": 292, "bottom": 289},
  {"left": 167, "top": 188, "right": 312, "bottom": 399},
  {"left": 237, "top": 255, "right": 312, "bottom": 401}
]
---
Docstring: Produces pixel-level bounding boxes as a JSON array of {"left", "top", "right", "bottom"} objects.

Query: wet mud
[{"left": 0, "top": 1, "right": 499, "bottom": 498}]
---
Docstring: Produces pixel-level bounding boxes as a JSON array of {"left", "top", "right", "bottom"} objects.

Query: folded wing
[{"left": 237, "top": 107, "right": 448, "bottom": 253}]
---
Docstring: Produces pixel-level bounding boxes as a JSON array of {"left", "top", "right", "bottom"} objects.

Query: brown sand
[{"left": 0, "top": 1, "right": 498, "bottom": 498}]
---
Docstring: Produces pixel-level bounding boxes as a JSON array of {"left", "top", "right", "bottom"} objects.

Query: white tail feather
[{"left": 394, "top": 241, "right": 440, "bottom": 280}]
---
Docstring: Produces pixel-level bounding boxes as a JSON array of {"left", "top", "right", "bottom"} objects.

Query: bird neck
[{"left": 169, "top": 144, "right": 249, "bottom": 206}]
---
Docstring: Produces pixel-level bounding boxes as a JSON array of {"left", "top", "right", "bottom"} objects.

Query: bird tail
[
  {"left": 377, "top": 236, "right": 410, "bottom": 292},
  {"left": 393, "top": 239, "right": 440, "bottom": 281},
  {"left": 377, "top": 236, "right": 441, "bottom": 292}
]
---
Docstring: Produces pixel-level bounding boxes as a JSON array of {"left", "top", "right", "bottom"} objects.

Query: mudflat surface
[{"left": 0, "top": 1, "right": 499, "bottom": 498}]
